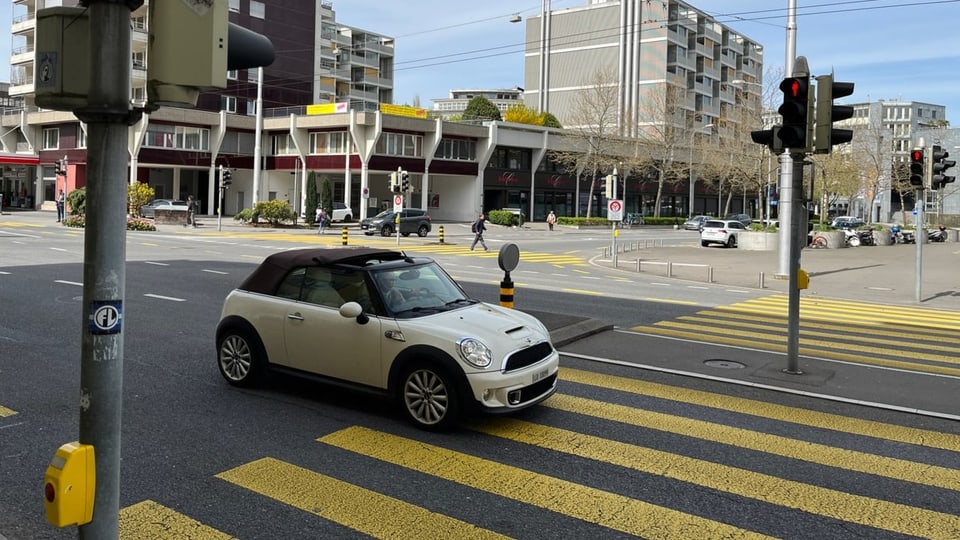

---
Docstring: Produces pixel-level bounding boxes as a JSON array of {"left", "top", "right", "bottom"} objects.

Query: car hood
[{"left": 392, "top": 302, "right": 552, "bottom": 368}]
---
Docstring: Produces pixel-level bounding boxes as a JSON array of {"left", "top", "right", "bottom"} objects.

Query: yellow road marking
[
  {"left": 560, "top": 368, "right": 960, "bottom": 452},
  {"left": 470, "top": 418, "right": 960, "bottom": 538},
  {"left": 119, "top": 500, "right": 235, "bottom": 539},
  {"left": 0, "top": 405, "right": 16, "bottom": 417},
  {"left": 320, "top": 427, "right": 769, "bottom": 539},
  {"left": 642, "top": 297, "right": 699, "bottom": 305},
  {"left": 632, "top": 324, "right": 960, "bottom": 377},
  {"left": 560, "top": 288, "right": 604, "bottom": 296},
  {"left": 217, "top": 457, "right": 509, "bottom": 540},
  {"left": 543, "top": 394, "right": 960, "bottom": 491}
]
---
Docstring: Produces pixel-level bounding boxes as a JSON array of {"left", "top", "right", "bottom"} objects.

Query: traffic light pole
[
  {"left": 73, "top": 1, "right": 141, "bottom": 537},
  {"left": 784, "top": 153, "right": 804, "bottom": 374},
  {"left": 915, "top": 188, "right": 924, "bottom": 302}
]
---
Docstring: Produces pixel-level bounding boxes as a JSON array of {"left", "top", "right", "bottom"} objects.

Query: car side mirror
[{"left": 339, "top": 302, "right": 368, "bottom": 324}]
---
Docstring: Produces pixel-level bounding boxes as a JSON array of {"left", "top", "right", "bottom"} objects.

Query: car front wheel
[
  {"left": 380, "top": 225, "right": 394, "bottom": 237},
  {"left": 417, "top": 225, "right": 429, "bottom": 237},
  {"left": 217, "top": 327, "right": 266, "bottom": 387},
  {"left": 726, "top": 236, "right": 737, "bottom": 248},
  {"left": 400, "top": 363, "right": 459, "bottom": 431}
]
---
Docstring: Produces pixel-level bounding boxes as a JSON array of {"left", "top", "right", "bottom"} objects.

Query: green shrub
[
  {"left": 253, "top": 200, "right": 295, "bottom": 226},
  {"left": 556, "top": 216, "right": 609, "bottom": 226},
  {"left": 233, "top": 208, "right": 258, "bottom": 223},
  {"left": 126, "top": 217, "right": 156, "bottom": 231},
  {"left": 67, "top": 188, "right": 86, "bottom": 215},
  {"left": 487, "top": 209, "right": 524, "bottom": 226},
  {"left": 63, "top": 215, "right": 85, "bottom": 228}
]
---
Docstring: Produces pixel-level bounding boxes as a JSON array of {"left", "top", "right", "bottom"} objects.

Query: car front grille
[
  {"left": 503, "top": 341, "right": 554, "bottom": 373},
  {"left": 509, "top": 373, "right": 558, "bottom": 405}
]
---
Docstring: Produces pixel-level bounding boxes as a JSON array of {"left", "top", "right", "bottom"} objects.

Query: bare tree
[{"left": 549, "top": 68, "right": 621, "bottom": 217}]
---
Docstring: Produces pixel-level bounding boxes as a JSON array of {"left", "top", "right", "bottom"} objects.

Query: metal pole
[
  {"left": 785, "top": 154, "right": 804, "bottom": 374},
  {"left": 75, "top": 2, "right": 137, "bottom": 537},
  {"left": 611, "top": 168, "right": 618, "bottom": 266},
  {"left": 688, "top": 134, "right": 695, "bottom": 218},
  {"left": 217, "top": 165, "right": 224, "bottom": 232},
  {"left": 252, "top": 67, "right": 264, "bottom": 204},
  {"left": 778, "top": 0, "right": 798, "bottom": 278},
  {"left": 915, "top": 188, "right": 923, "bottom": 302}
]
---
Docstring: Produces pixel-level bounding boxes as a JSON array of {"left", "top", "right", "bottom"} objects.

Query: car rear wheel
[
  {"left": 417, "top": 225, "right": 429, "bottom": 237},
  {"left": 726, "top": 236, "right": 737, "bottom": 248},
  {"left": 701, "top": 240, "right": 710, "bottom": 247},
  {"left": 400, "top": 363, "right": 459, "bottom": 431},
  {"left": 380, "top": 225, "right": 393, "bottom": 237},
  {"left": 217, "top": 327, "right": 266, "bottom": 387}
]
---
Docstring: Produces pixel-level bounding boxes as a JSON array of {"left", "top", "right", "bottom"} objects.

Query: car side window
[
  {"left": 329, "top": 269, "right": 374, "bottom": 313},
  {"left": 301, "top": 267, "right": 342, "bottom": 308},
  {"left": 275, "top": 268, "right": 305, "bottom": 300}
]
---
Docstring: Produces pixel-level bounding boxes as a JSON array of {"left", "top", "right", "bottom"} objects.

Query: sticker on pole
[
  {"left": 88, "top": 301, "right": 122, "bottom": 335},
  {"left": 607, "top": 199, "right": 623, "bottom": 221}
]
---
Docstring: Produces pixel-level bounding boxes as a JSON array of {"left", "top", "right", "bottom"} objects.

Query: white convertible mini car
[{"left": 216, "top": 247, "right": 559, "bottom": 430}]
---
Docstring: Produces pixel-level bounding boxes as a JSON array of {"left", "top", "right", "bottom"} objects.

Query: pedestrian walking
[
  {"left": 546, "top": 209, "right": 556, "bottom": 231},
  {"left": 56, "top": 190, "right": 65, "bottom": 222},
  {"left": 470, "top": 213, "right": 488, "bottom": 251},
  {"left": 186, "top": 195, "right": 197, "bottom": 228},
  {"left": 316, "top": 207, "right": 328, "bottom": 234}
]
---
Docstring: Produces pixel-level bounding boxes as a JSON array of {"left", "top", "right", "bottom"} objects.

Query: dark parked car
[
  {"left": 139, "top": 199, "right": 188, "bottom": 218},
  {"left": 723, "top": 213, "right": 753, "bottom": 227},
  {"left": 361, "top": 209, "right": 431, "bottom": 237},
  {"left": 215, "top": 247, "right": 559, "bottom": 430}
]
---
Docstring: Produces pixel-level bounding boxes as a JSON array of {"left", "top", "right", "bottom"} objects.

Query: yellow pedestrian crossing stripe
[
  {"left": 630, "top": 294, "right": 960, "bottom": 376},
  {"left": 217, "top": 458, "right": 511, "bottom": 540},
  {"left": 318, "top": 426, "right": 770, "bottom": 539},
  {"left": 109, "top": 368, "right": 959, "bottom": 538},
  {"left": 0, "top": 404, "right": 16, "bottom": 417}
]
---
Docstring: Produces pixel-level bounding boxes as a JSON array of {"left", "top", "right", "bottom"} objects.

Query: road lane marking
[
  {"left": 0, "top": 405, "right": 16, "bottom": 417},
  {"left": 55, "top": 280, "right": 83, "bottom": 287},
  {"left": 216, "top": 457, "right": 510, "bottom": 540},
  {"left": 320, "top": 426, "right": 770, "bottom": 539},
  {"left": 561, "top": 288, "right": 603, "bottom": 296},
  {"left": 469, "top": 418, "right": 960, "bottom": 538},
  {"left": 541, "top": 393, "right": 960, "bottom": 492},
  {"left": 202, "top": 269, "right": 229, "bottom": 275},
  {"left": 119, "top": 500, "right": 235, "bottom": 540},
  {"left": 143, "top": 294, "right": 186, "bottom": 302},
  {"left": 559, "top": 368, "right": 960, "bottom": 452},
  {"left": 143, "top": 261, "right": 169, "bottom": 266}
]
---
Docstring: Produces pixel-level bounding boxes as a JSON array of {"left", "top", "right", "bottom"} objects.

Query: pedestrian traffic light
[
  {"left": 389, "top": 172, "right": 400, "bottom": 193},
  {"left": 221, "top": 168, "right": 232, "bottom": 187},
  {"left": 147, "top": 0, "right": 275, "bottom": 109},
  {"left": 400, "top": 171, "right": 410, "bottom": 192},
  {"left": 931, "top": 145, "right": 956, "bottom": 189},
  {"left": 909, "top": 148, "right": 925, "bottom": 187},
  {"left": 603, "top": 174, "right": 613, "bottom": 199},
  {"left": 54, "top": 160, "right": 64, "bottom": 175},
  {"left": 814, "top": 74, "right": 854, "bottom": 154},
  {"left": 777, "top": 75, "right": 813, "bottom": 152},
  {"left": 750, "top": 126, "right": 783, "bottom": 153}
]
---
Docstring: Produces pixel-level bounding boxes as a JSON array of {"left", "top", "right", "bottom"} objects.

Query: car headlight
[{"left": 457, "top": 338, "right": 492, "bottom": 368}]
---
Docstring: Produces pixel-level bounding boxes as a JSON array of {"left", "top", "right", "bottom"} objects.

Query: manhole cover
[{"left": 704, "top": 359, "right": 746, "bottom": 369}]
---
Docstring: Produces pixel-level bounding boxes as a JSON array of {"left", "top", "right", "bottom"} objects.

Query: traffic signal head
[
  {"left": 401, "top": 171, "right": 410, "bottom": 192},
  {"left": 389, "top": 172, "right": 399, "bottom": 193},
  {"left": 750, "top": 126, "right": 783, "bottom": 153},
  {"left": 777, "top": 76, "right": 813, "bottom": 152},
  {"left": 931, "top": 145, "right": 956, "bottom": 189},
  {"left": 604, "top": 174, "right": 614, "bottom": 199},
  {"left": 909, "top": 148, "right": 925, "bottom": 187},
  {"left": 221, "top": 169, "right": 232, "bottom": 187},
  {"left": 814, "top": 74, "right": 854, "bottom": 154},
  {"left": 54, "top": 160, "right": 64, "bottom": 175}
]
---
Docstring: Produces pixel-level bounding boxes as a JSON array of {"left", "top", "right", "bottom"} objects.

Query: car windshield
[
  {"left": 703, "top": 221, "right": 724, "bottom": 228},
  {"left": 372, "top": 263, "right": 474, "bottom": 318},
  {"left": 371, "top": 210, "right": 394, "bottom": 220}
]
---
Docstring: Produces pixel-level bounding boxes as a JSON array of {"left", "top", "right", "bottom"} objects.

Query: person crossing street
[{"left": 470, "top": 212, "right": 488, "bottom": 251}]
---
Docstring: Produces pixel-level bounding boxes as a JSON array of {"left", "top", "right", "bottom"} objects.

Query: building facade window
[
  {"left": 143, "top": 125, "right": 210, "bottom": 151},
  {"left": 434, "top": 138, "right": 476, "bottom": 161},
  {"left": 229, "top": 0, "right": 240, "bottom": 12},
  {"left": 221, "top": 95, "right": 237, "bottom": 113},
  {"left": 43, "top": 128, "right": 59, "bottom": 150},
  {"left": 309, "top": 131, "right": 350, "bottom": 154},
  {"left": 375, "top": 132, "right": 422, "bottom": 157},
  {"left": 271, "top": 134, "right": 296, "bottom": 155},
  {"left": 246, "top": 99, "right": 257, "bottom": 116},
  {"left": 250, "top": 1, "right": 265, "bottom": 19}
]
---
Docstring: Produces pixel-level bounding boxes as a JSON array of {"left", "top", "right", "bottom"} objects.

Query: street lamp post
[{"left": 688, "top": 123, "right": 714, "bottom": 218}]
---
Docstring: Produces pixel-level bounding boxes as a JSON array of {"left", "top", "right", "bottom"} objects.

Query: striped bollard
[
  {"left": 439, "top": 225, "right": 444, "bottom": 244},
  {"left": 341, "top": 227, "right": 348, "bottom": 246}
]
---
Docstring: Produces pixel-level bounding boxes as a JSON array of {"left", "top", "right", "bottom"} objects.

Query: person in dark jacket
[{"left": 470, "top": 213, "right": 488, "bottom": 251}]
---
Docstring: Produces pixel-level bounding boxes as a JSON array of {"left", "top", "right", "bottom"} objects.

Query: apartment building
[
  {"left": 431, "top": 88, "right": 525, "bottom": 121},
  {"left": 2, "top": 0, "right": 393, "bottom": 213}
]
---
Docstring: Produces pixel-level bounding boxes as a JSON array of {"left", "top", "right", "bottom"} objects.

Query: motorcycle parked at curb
[
  {"left": 890, "top": 225, "right": 915, "bottom": 244},
  {"left": 842, "top": 228, "right": 874, "bottom": 247},
  {"left": 929, "top": 226, "right": 948, "bottom": 243}
]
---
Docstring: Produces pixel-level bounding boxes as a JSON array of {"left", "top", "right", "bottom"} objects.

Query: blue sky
[{"left": 3, "top": 1, "right": 958, "bottom": 123}]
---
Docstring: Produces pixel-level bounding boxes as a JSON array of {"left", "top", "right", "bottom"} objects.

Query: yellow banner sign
[
  {"left": 380, "top": 103, "right": 427, "bottom": 119},
  {"left": 306, "top": 102, "right": 349, "bottom": 115}
]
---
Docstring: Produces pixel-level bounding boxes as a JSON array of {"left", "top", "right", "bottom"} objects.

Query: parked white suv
[{"left": 330, "top": 202, "right": 352, "bottom": 222}]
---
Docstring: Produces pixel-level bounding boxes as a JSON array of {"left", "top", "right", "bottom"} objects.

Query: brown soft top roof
[{"left": 237, "top": 247, "right": 407, "bottom": 295}]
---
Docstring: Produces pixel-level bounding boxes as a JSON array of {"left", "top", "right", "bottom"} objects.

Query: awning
[{"left": 0, "top": 154, "right": 40, "bottom": 166}]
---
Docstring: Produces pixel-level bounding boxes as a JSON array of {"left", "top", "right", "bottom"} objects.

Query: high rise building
[{"left": 523, "top": 0, "right": 764, "bottom": 136}]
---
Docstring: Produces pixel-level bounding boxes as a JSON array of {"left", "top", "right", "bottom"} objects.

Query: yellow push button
[
  {"left": 798, "top": 268, "right": 810, "bottom": 290},
  {"left": 44, "top": 442, "right": 95, "bottom": 527}
]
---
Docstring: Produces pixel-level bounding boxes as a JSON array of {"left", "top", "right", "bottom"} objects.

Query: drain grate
[{"left": 704, "top": 359, "right": 746, "bottom": 369}]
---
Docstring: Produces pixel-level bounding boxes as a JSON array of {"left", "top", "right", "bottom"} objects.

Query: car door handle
[{"left": 287, "top": 312, "right": 305, "bottom": 321}]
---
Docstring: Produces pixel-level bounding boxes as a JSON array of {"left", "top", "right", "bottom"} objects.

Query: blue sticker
[{"left": 88, "top": 301, "right": 122, "bottom": 335}]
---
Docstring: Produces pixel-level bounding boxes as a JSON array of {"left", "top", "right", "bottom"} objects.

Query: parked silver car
[{"left": 139, "top": 199, "right": 188, "bottom": 218}]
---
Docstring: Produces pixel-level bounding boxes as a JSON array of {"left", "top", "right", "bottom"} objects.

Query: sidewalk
[{"left": 596, "top": 241, "right": 960, "bottom": 310}]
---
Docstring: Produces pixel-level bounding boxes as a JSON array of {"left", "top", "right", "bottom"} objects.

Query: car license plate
[{"left": 532, "top": 367, "right": 549, "bottom": 383}]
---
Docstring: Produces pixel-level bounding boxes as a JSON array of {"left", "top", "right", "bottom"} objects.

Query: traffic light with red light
[
  {"left": 909, "top": 148, "right": 925, "bottom": 187},
  {"left": 777, "top": 76, "right": 813, "bottom": 152},
  {"left": 931, "top": 145, "right": 956, "bottom": 190},
  {"left": 814, "top": 74, "right": 854, "bottom": 154}
]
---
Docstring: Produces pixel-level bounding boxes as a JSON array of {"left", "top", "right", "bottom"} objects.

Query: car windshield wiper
[{"left": 444, "top": 298, "right": 475, "bottom": 307}]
